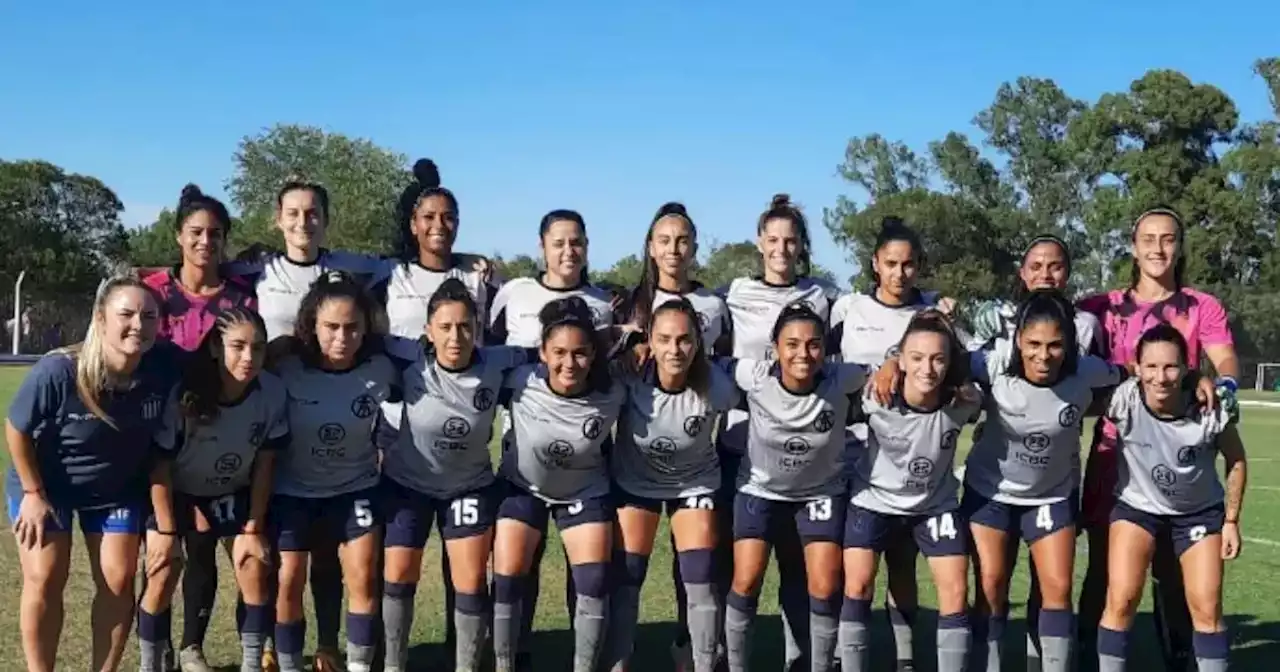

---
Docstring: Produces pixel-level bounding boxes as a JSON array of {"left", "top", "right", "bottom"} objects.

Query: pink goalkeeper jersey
[{"left": 142, "top": 268, "right": 258, "bottom": 351}]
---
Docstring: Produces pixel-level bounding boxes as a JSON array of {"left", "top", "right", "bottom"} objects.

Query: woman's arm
[{"left": 1218, "top": 424, "right": 1247, "bottom": 559}]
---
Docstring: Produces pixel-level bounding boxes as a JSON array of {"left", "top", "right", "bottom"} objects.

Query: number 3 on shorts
[
  {"left": 451, "top": 498, "right": 480, "bottom": 526},
  {"left": 807, "top": 497, "right": 833, "bottom": 522},
  {"left": 353, "top": 499, "right": 374, "bottom": 528},
  {"left": 566, "top": 501, "right": 585, "bottom": 516},
  {"left": 927, "top": 512, "right": 957, "bottom": 542},
  {"left": 1035, "top": 504, "right": 1054, "bottom": 531}
]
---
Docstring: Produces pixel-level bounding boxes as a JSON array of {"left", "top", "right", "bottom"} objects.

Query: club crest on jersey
[
  {"left": 1151, "top": 464, "right": 1176, "bottom": 487},
  {"left": 351, "top": 394, "right": 378, "bottom": 419},
  {"left": 683, "top": 415, "right": 706, "bottom": 438},
  {"left": 783, "top": 436, "right": 811, "bottom": 455},
  {"left": 141, "top": 394, "right": 164, "bottom": 420},
  {"left": 539, "top": 439, "right": 574, "bottom": 468},
  {"left": 1022, "top": 432, "right": 1051, "bottom": 453},
  {"left": 814, "top": 410, "right": 835, "bottom": 433},
  {"left": 473, "top": 387, "right": 496, "bottom": 411},
  {"left": 591, "top": 306, "right": 608, "bottom": 324},
  {"left": 1176, "top": 445, "right": 1199, "bottom": 466},
  {"left": 214, "top": 453, "right": 243, "bottom": 475},
  {"left": 442, "top": 416, "right": 472, "bottom": 439},
  {"left": 696, "top": 312, "right": 711, "bottom": 329},
  {"left": 582, "top": 415, "right": 605, "bottom": 440},
  {"left": 941, "top": 428, "right": 960, "bottom": 452},
  {"left": 318, "top": 423, "right": 346, "bottom": 445},
  {"left": 908, "top": 456, "right": 934, "bottom": 478},
  {"left": 1058, "top": 404, "right": 1081, "bottom": 427},
  {"left": 647, "top": 437, "right": 679, "bottom": 473}
]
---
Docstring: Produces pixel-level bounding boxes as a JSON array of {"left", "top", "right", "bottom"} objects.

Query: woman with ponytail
[
  {"left": 377, "top": 158, "right": 500, "bottom": 339},
  {"left": 135, "top": 308, "right": 287, "bottom": 672},
  {"left": 5, "top": 276, "right": 182, "bottom": 672},
  {"left": 490, "top": 296, "right": 625, "bottom": 672},
  {"left": 842, "top": 310, "right": 978, "bottom": 672},
  {"left": 1076, "top": 207, "right": 1241, "bottom": 668},
  {"left": 717, "top": 194, "right": 843, "bottom": 670},
  {"left": 137, "top": 184, "right": 259, "bottom": 672}
]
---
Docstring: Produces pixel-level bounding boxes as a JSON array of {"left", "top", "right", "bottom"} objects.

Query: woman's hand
[
  {"left": 936, "top": 296, "right": 958, "bottom": 317},
  {"left": 1193, "top": 375, "right": 1219, "bottom": 413},
  {"left": 871, "top": 360, "right": 901, "bottom": 405},
  {"left": 12, "top": 491, "right": 57, "bottom": 550},
  {"left": 233, "top": 531, "right": 271, "bottom": 569},
  {"left": 145, "top": 530, "right": 182, "bottom": 578},
  {"left": 1221, "top": 521, "right": 1242, "bottom": 560}
]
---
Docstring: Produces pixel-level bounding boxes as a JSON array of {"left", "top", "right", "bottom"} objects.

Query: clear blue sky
[{"left": 2, "top": 1, "right": 1277, "bottom": 284}]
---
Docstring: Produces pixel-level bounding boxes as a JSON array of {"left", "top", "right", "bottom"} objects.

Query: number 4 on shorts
[{"left": 1036, "top": 505, "right": 1054, "bottom": 531}]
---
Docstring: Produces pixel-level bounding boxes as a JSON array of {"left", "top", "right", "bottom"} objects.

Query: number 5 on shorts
[
  {"left": 451, "top": 498, "right": 480, "bottom": 526},
  {"left": 807, "top": 497, "right": 833, "bottom": 522},
  {"left": 353, "top": 499, "right": 374, "bottom": 528}
]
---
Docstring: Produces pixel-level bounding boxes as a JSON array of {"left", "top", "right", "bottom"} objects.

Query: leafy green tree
[
  {"left": 227, "top": 124, "right": 410, "bottom": 255},
  {"left": 490, "top": 254, "right": 541, "bottom": 281}
]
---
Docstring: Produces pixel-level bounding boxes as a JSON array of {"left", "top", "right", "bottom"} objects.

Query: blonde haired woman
[{"left": 5, "top": 276, "right": 183, "bottom": 672}]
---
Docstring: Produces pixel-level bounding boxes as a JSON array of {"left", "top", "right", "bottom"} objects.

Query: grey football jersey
[
  {"left": 499, "top": 364, "right": 625, "bottom": 503},
  {"left": 718, "top": 277, "right": 841, "bottom": 456},
  {"left": 273, "top": 353, "right": 398, "bottom": 497},
  {"left": 734, "top": 359, "right": 866, "bottom": 501},
  {"left": 489, "top": 278, "right": 614, "bottom": 347},
  {"left": 382, "top": 261, "right": 493, "bottom": 340},
  {"left": 612, "top": 363, "right": 740, "bottom": 500},
  {"left": 1107, "top": 378, "right": 1230, "bottom": 516},
  {"left": 172, "top": 373, "right": 291, "bottom": 497},
  {"left": 228, "top": 251, "right": 385, "bottom": 340},
  {"left": 384, "top": 346, "right": 531, "bottom": 499},
  {"left": 653, "top": 286, "right": 730, "bottom": 355},
  {"left": 964, "top": 344, "right": 1123, "bottom": 505},
  {"left": 851, "top": 390, "right": 978, "bottom": 515},
  {"left": 830, "top": 291, "right": 939, "bottom": 367}
]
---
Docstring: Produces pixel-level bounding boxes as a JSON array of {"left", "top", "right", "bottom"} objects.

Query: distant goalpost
[{"left": 1256, "top": 362, "right": 1280, "bottom": 392}]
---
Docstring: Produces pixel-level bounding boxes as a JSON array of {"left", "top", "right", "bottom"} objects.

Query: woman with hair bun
[
  {"left": 376, "top": 158, "right": 500, "bottom": 340},
  {"left": 716, "top": 194, "right": 844, "bottom": 670}
]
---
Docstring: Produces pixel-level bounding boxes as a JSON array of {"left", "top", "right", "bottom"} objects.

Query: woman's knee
[{"left": 21, "top": 555, "right": 69, "bottom": 597}]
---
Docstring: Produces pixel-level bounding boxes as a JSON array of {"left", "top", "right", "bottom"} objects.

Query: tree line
[{"left": 1, "top": 58, "right": 1277, "bottom": 363}]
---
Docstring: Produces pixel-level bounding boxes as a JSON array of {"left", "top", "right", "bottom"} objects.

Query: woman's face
[
  {"left": 314, "top": 297, "right": 365, "bottom": 368},
  {"left": 428, "top": 300, "right": 476, "bottom": 369},
  {"left": 176, "top": 209, "right": 225, "bottom": 268},
  {"left": 412, "top": 194, "right": 458, "bottom": 258},
  {"left": 218, "top": 321, "right": 265, "bottom": 384},
  {"left": 649, "top": 309, "right": 698, "bottom": 380},
  {"left": 873, "top": 240, "right": 918, "bottom": 299},
  {"left": 775, "top": 319, "right": 824, "bottom": 383},
  {"left": 1016, "top": 319, "right": 1066, "bottom": 385},
  {"left": 99, "top": 286, "right": 159, "bottom": 359},
  {"left": 757, "top": 217, "right": 801, "bottom": 277},
  {"left": 899, "top": 330, "right": 949, "bottom": 398},
  {"left": 1020, "top": 242, "right": 1069, "bottom": 291},
  {"left": 276, "top": 188, "right": 326, "bottom": 251},
  {"left": 1138, "top": 340, "right": 1186, "bottom": 406},
  {"left": 1132, "top": 214, "right": 1180, "bottom": 282},
  {"left": 648, "top": 216, "right": 696, "bottom": 279},
  {"left": 541, "top": 219, "right": 587, "bottom": 282},
  {"left": 540, "top": 324, "right": 594, "bottom": 392}
]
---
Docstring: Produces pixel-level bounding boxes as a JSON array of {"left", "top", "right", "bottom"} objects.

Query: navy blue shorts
[
  {"left": 614, "top": 486, "right": 718, "bottom": 516},
  {"left": 843, "top": 503, "right": 968, "bottom": 557},
  {"left": 147, "top": 489, "right": 252, "bottom": 538},
  {"left": 271, "top": 488, "right": 381, "bottom": 552},
  {"left": 1111, "top": 500, "right": 1225, "bottom": 558},
  {"left": 733, "top": 492, "right": 845, "bottom": 545},
  {"left": 383, "top": 478, "right": 500, "bottom": 547},
  {"left": 960, "top": 490, "right": 1076, "bottom": 544},
  {"left": 6, "top": 494, "right": 144, "bottom": 536},
  {"left": 497, "top": 482, "right": 613, "bottom": 533}
]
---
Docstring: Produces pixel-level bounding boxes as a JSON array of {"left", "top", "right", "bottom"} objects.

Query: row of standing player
[{"left": 6, "top": 160, "right": 1246, "bottom": 672}]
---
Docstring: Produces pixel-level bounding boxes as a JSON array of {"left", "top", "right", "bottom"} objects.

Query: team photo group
[{"left": 4, "top": 158, "right": 1249, "bottom": 672}]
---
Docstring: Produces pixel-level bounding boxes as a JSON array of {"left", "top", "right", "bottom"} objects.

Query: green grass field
[{"left": 1, "top": 367, "right": 1278, "bottom": 671}]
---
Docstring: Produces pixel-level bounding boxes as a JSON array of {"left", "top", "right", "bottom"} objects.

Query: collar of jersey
[
  {"left": 641, "top": 359, "right": 689, "bottom": 394},
  {"left": 863, "top": 286, "right": 926, "bottom": 308},
  {"left": 1138, "top": 385, "right": 1195, "bottom": 423},
  {"left": 537, "top": 276, "right": 588, "bottom": 293},
  {"left": 219, "top": 378, "right": 262, "bottom": 408},
  {"left": 770, "top": 362, "right": 824, "bottom": 396}
]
